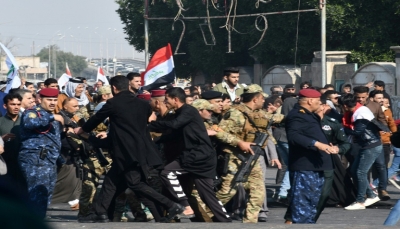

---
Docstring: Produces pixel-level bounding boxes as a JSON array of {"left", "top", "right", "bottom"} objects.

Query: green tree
[
  {"left": 116, "top": 0, "right": 400, "bottom": 82},
  {"left": 36, "top": 45, "right": 87, "bottom": 78}
]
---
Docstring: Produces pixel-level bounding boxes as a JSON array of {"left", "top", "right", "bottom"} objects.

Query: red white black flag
[{"left": 142, "top": 43, "right": 175, "bottom": 91}]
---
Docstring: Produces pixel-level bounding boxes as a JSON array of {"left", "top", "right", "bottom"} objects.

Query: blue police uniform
[
  {"left": 285, "top": 103, "right": 333, "bottom": 224},
  {"left": 18, "top": 105, "right": 62, "bottom": 218}
]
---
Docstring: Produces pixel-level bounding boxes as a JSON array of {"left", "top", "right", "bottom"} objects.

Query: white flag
[
  {"left": 0, "top": 42, "right": 21, "bottom": 93},
  {"left": 96, "top": 67, "right": 109, "bottom": 85},
  {"left": 58, "top": 73, "right": 71, "bottom": 90}
]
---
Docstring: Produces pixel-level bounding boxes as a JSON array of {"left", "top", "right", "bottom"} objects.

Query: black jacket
[
  {"left": 346, "top": 118, "right": 388, "bottom": 149},
  {"left": 82, "top": 90, "right": 163, "bottom": 172},
  {"left": 149, "top": 104, "right": 217, "bottom": 178},
  {"left": 321, "top": 116, "right": 351, "bottom": 155},
  {"left": 286, "top": 103, "right": 333, "bottom": 171}
]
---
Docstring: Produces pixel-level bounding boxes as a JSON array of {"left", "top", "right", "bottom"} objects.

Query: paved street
[{"left": 46, "top": 168, "right": 400, "bottom": 228}]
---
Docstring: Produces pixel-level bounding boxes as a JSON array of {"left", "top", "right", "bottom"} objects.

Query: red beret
[
  {"left": 39, "top": 88, "right": 59, "bottom": 97},
  {"left": 151, "top": 90, "right": 166, "bottom": 97},
  {"left": 137, "top": 93, "right": 151, "bottom": 101},
  {"left": 298, "top": 89, "right": 321, "bottom": 98}
]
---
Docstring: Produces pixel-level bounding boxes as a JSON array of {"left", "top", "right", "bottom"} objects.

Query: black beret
[{"left": 201, "top": 91, "right": 223, "bottom": 100}]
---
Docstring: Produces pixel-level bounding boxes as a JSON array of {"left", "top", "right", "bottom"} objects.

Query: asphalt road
[{"left": 45, "top": 168, "right": 400, "bottom": 228}]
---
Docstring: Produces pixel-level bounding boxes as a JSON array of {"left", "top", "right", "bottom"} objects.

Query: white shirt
[{"left": 222, "top": 81, "right": 241, "bottom": 101}]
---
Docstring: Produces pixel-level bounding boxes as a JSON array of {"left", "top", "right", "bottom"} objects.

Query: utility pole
[
  {"left": 32, "top": 41, "right": 35, "bottom": 67},
  {"left": 54, "top": 47, "right": 57, "bottom": 78},
  {"left": 100, "top": 36, "right": 103, "bottom": 69},
  {"left": 106, "top": 38, "right": 109, "bottom": 73},
  {"left": 320, "top": 0, "right": 326, "bottom": 87},
  {"left": 90, "top": 33, "right": 92, "bottom": 63}
]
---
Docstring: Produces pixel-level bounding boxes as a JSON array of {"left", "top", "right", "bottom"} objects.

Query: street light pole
[
  {"left": 321, "top": 0, "right": 326, "bottom": 87},
  {"left": 113, "top": 57, "right": 117, "bottom": 76}
]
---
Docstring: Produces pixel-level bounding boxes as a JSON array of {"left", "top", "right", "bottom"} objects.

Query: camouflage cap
[
  {"left": 97, "top": 85, "right": 112, "bottom": 95},
  {"left": 244, "top": 84, "right": 269, "bottom": 97},
  {"left": 191, "top": 99, "right": 215, "bottom": 111}
]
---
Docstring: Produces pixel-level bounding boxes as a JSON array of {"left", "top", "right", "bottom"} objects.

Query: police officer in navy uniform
[
  {"left": 284, "top": 89, "right": 338, "bottom": 224},
  {"left": 18, "top": 88, "right": 64, "bottom": 218}
]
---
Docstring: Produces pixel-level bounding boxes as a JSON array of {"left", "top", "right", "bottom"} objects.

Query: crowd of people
[{"left": 0, "top": 67, "right": 400, "bottom": 225}]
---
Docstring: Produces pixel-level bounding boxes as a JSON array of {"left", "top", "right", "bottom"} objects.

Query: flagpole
[
  {"left": 144, "top": 0, "right": 149, "bottom": 68},
  {"left": 48, "top": 45, "right": 51, "bottom": 78}
]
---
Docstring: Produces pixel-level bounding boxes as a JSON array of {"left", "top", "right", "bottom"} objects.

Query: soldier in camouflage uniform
[
  {"left": 210, "top": 84, "right": 274, "bottom": 223},
  {"left": 77, "top": 86, "right": 114, "bottom": 219},
  {"left": 79, "top": 155, "right": 112, "bottom": 217},
  {"left": 201, "top": 91, "right": 224, "bottom": 125},
  {"left": 18, "top": 88, "right": 64, "bottom": 218}
]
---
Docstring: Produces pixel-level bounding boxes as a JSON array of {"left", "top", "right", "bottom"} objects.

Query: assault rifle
[
  {"left": 233, "top": 132, "right": 269, "bottom": 185},
  {"left": 231, "top": 131, "right": 268, "bottom": 210}
]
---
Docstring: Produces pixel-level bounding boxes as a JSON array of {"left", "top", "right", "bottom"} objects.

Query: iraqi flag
[
  {"left": 142, "top": 43, "right": 175, "bottom": 91},
  {"left": 0, "top": 42, "right": 21, "bottom": 93},
  {"left": 66, "top": 62, "right": 72, "bottom": 76},
  {"left": 97, "top": 67, "right": 109, "bottom": 85}
]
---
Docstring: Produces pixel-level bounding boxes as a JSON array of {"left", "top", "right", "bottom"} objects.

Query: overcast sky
[{"left": 0, "top": 0, "right": 144, "bottom": 60}]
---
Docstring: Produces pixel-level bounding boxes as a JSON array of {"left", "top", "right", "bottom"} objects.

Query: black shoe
[
  {"left": 231, "top": 213, "right": 242, "bottom": 221},
  {"left": 258, "top": 217, "right": 268, "bottom": 222},
  {"left": 166, "top": 203, "right": 185, "bottom": 221},
  {"left": 78, "top": 213, "right": 109, "bottom": 223},
  {"left": 96, "top": 214, "right": 109, "bottom": 223}
]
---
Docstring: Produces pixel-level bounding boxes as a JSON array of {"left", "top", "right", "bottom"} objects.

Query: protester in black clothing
[
  {"left": 149, "top": 87, "right": 231, "bottom": 222},
  {"left": 74, "top": 76, "right": 184, "bottom": 223}
]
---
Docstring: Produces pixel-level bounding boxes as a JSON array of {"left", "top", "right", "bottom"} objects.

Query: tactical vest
[{"left": 234, "top": 104, "right": 269, "bottom": 146}]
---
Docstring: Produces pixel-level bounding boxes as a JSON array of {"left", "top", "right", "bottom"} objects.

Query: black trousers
[
  {"left": 160, "top": 160, "right": 231, "bottom": 222},
  {"left": 327, "top": 155, "right": 357, "bottom": 207},
  {"left": 93, "top": 165, "right": 174, "bottom": 221}
]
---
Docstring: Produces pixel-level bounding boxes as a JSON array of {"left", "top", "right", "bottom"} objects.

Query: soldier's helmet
[
  {"left": 244, "top": 84, "right": 269, "bottom": 98},
  {"left": 97, "top": 85, "right": 112, "bottom": 95},
  {"left": 191, "top": 99, "right": 215, "bottom": 111}
]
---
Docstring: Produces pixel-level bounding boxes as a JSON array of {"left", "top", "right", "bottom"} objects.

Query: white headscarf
[{"left": 65, "top": 78, "right": 89, "bottom": 106}]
